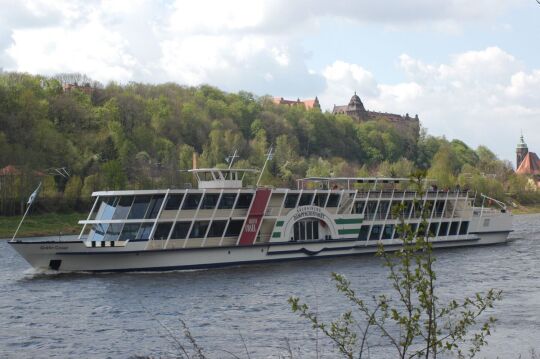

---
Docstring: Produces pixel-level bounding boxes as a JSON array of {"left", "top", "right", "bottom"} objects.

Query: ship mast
[
  {"left": 225, "top": 149, "right": 239, "bottom": 169},
  {"left": 256, "top": 145, "right": 273, "bottom": 186}
]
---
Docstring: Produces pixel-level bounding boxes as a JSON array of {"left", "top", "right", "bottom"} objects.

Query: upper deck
[
  {"left": 297, "top": 176, "right": 411, "bottom": 190},
  {"left": 188, "top": 168, "right": 259, "bottom": 189},
  {"left": 80, "top": 169, "right": 506, "bottom": 249}
]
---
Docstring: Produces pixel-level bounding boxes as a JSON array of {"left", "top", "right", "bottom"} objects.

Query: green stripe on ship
[
  {"left": 275, "top": 221, "right": 284, "bottom": 227},
  {"left": 272, "top": 232, "right": 281, "bottom": 238},
  {"left": 338, "top": 228, "right": 361, "bottom": 235},
  {"left": 335, "top": 218, "right": 363, "bottom": 225}
]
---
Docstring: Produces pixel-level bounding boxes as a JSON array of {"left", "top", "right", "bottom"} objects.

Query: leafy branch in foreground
[{"left": 289, "top": 172, "right": 502, "bottom": 359}]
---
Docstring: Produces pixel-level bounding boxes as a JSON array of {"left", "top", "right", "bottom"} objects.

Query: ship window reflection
[
  {"left": 165, "top": 194, "right": 184, "bottom": 210},
  {"left": 377, "top": 201, "right": 390, "bottom": 219},
  {"left": 358, "top": 226, "right": 369, "bottom": 241},
  {"left": 112, "top": 196, "right": 134, "bottom": 220},
  {"left": 208, "top": 220, "right": 227, "bottom": 237},
  {"left": 429, "top": 223, "right": 439, "bottom": 237},
  {"left": 409, "top": 223, "right": 418, "bottom": 235},
  {"left": 438, "top": 222, "right": 449, "bottom": 236},
  {"left": 314, "top": 193, "right": 328, "bottom": 207},
  {"left": 434, "top": 201, "right": 445, "bottom": 217},
  {"left": 449, "top": 222, "right": 459, "bottom": 236},
  {"left": 326, "top": 194, "right": 340, "bottom": 207},
  {"left": 119, "top": 223, "right": 140, "bottom": 241},
  {"left": 145, "top": 195, "right": 165, "bottom": 219},
  {"left": 128, "top": 196, "right": 151, "bottom": 219},
  {"left": 284, "top": 194, "right": 299, "bottom": 208},
  {"left": 190, "top": 221, "right": 210, "bottom": 238},
  {"left": 136, "top": 223, "right": 153, "bottom": 240},
  {"left": 218, "top": 193, "right": 236, "bottom": 209},
  {"left": 370, "top": 225, "right": 382, "bottom": 240},
  {"left": 201, "top": 193, "right": 219, "bottom": 209},
  {"left": 171, "top": 222, "right": 190, "bottom": 239},
  {"left": 104, "top": 223, "right": 123, "bottom": 241},
  {"left": 459, "top": 221, "right": 469, "bottom": 235},
  {"left": 365, "top": 201, "right": 378, "bottom": 220},
  {"left": 183, "top": 194, "right": 202, "bottom": 210},
  {"left": 353, "top": 201, "right": 365, "bottom": 214},
  {"left": 96, "top": 196, "right": 118, "bottom": 220},
  {"left": 299, "top": 193, "right": 314, "bottom": 206},
  {"left": 89, "top": 223, "right": 109, "bottom": 241},
  {"left": 382, "top": 225, "right": 394, "bottom": 239},
  {"left": 154, "top": 223, "right": 173, "bottom": 240},
  {"left": 235, "top": 194, "right": 253, "bottom": 209},
  {"left": 225, "top": 220, "right": 244, "bottom": 237}
]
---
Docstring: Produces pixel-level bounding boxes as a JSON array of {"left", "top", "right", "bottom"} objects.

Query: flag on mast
[{"left": 27, "top": 182, "right": 42, "bottom": 205}]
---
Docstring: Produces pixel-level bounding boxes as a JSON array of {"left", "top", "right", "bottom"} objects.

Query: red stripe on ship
[{"left": 238, "top": 188, "right": 272, "bottom": 246}]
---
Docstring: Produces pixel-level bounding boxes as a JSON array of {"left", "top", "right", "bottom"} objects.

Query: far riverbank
[{"left": 0, "top": 212, "right": 86, "bottom": 239}]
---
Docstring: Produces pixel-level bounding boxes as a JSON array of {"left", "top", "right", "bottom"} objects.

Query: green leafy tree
[
  {"left": 64, "top": 175, "right": 83, "bottom": 207},
  {"left": 101, "top": 160, "right": 127, "bottom": 190},
  {"left": 428, "top": 144, "right": 458, "bottom": 188}
]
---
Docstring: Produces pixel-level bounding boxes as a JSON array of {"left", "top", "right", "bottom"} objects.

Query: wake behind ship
[{"left": 9, "top": 167, "right": 512, "bottom": 272}]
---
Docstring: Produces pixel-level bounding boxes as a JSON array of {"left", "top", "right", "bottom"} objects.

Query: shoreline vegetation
[
  {"left": 1, "top": 204, "right": 540, "bottom": 239},
  {"left": 0, "top": 212, "right": 85, "bottom": 239},
  {"left": 3, "top": 72, "right": 540, "bottom": 220}
]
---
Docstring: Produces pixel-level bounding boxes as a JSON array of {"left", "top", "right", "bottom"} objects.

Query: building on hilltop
[
  {"left": 62, "top": 82, "right": 94, "bottom": 95},
  {"left": 273, "top": 96, "right": 321, "bottom": 111},
  {"left": 515, "top": 134, "right": 540, "bottom": 175},
  {"left": 332, "top": 92, "right": 368, "bottom": 121},
  {"left": 515, "top": 134, "right": 540, "bottom": 189},
  {"left": 332, "top": 92, "right": 419, "bottom": 133}
]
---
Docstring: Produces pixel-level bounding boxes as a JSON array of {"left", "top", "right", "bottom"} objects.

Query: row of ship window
[
  {"left": 353, "top": 200, "right": 449, "bottom": 219},
  {"left": 89, "top": 219, "right": 246, "bottom": 242},
  {"left": 90, "top": 193, "right": 254, "bottom": 221},
  {"left": 90, "top": 192, "right": 344, "bottom": 221},
  {"left": 91, "top": 193, "right": 462, "bottom": 223},
  {"left": 358, "top": 221, "right": 470, "bottom": 241},
  {"left": 89, "top": 218, "right": 470, "bottom": 243}
]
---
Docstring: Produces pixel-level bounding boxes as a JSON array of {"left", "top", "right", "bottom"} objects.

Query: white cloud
[
  {"left": 1, "top": 0, "right": 522, "bottom": 84},
  {"left": 0, "top": 1, "right": 536, "bottom": 162},
  {"left": 320, "top": 47, "right": 540, "bottom": 163},
  {"left": 320, "top": 61, "right": 378, "bottom": 107},
  {"left": 8, "top": 24, "right": 138, "bottom": 82}
]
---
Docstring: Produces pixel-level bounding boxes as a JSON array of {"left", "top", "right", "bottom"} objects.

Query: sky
[{"left": 1, "top": 0, "right": 539, "bottom": 165}]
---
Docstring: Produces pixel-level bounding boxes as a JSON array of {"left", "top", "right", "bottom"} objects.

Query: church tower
[
  {"left": 346, "top": 92, "right": 367, "bottom": 121},
  {"left": 516, "top": 133, "right": 529, "bottom": 169}
]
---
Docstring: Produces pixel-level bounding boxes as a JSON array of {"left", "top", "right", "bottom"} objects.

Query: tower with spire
[{"left": 516, "top": 132, "right": 529, "bottom": 169}]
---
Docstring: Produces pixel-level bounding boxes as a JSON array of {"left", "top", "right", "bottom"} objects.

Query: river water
[{"left": 1, "top": 214, "right": 539, "bottom": 358}]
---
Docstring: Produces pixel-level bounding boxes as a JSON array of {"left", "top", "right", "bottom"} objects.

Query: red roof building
[
  {"left": 516, "top": 152, "right": 540, "bottom": 175},
  {"left": 0, "top": 165, "right": 45, "bottom": 177},
  {"left": 63, "top": 83, "right": 94, "bottom": 95},
  {"left": 0, "top": 165, "right": 20, "bottom": 176},
  {"left": 273, "top": 97, "right": 321, "bottom": 111},
  {"left": 514, "top": 134, "right": 540, "bottom": 175}
]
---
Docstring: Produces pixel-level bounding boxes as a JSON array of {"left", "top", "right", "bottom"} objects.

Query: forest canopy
[{"left": 0, "top": 72, "right": 534, "bottom": 215}]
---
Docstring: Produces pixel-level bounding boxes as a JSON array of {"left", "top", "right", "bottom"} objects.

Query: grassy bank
[
  {"left": 511, "top": 204, "right": 540, "bottom": 215},
  {"left": 0, "top": 212, "right": 85, "bottom": 239}
]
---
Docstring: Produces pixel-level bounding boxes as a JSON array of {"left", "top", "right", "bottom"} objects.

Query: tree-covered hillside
[{"left": 0, "top": 72, "right": 535, "bottom": 215}]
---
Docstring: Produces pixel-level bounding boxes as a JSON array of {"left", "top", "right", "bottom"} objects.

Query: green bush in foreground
[{"left": 289, "top": 174, "right": 502, "bottom": 359}]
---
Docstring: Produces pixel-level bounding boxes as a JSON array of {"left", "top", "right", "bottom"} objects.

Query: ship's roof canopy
[
  {"left": 300, "top": 177, "right": 411, "bottom": 183},
  {"left": 187, "top": 168, "right": 259, "bottom": 173}
]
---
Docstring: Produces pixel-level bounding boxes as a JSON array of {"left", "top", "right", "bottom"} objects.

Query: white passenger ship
[{"left": 9, "top": 167, "right": 512, "bottom": 272}]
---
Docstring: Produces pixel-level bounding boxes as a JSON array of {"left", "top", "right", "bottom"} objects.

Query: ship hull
[{"left": 9, "top": 230, "right": 510, "bottom": 272}]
